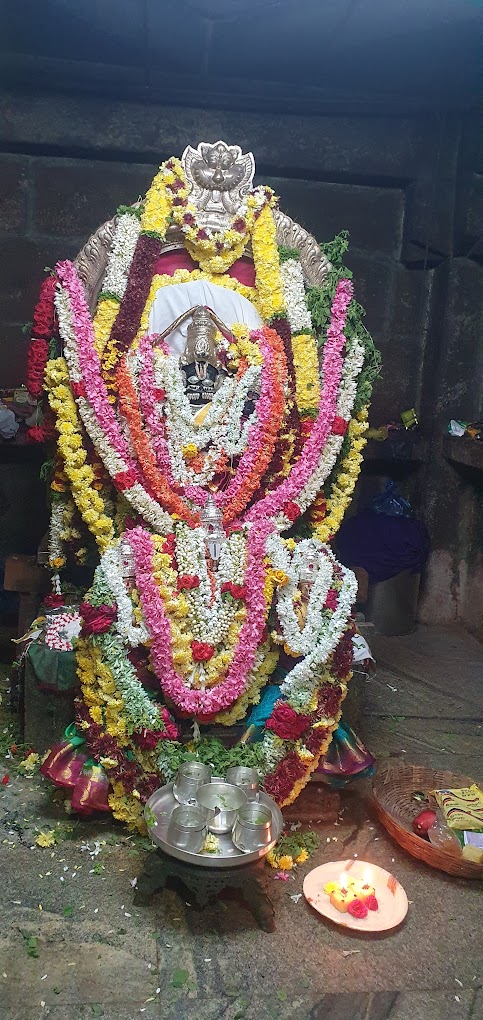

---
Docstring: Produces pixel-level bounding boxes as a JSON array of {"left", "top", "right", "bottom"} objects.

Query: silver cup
[
  {"left": 232, "top": 802, "right": 273, "bottom": 853},
  {"left": 225, "top": 765, "right": 260, "bottom": 801},
  {"left": 196, "top": 781, "right": 247, "bottom": 834},
  {"left": 173, "top": 761, "right": 212, "bottom": 806},
  {"left": 167, "top": 804, "right": 207, "bottom": 854}
]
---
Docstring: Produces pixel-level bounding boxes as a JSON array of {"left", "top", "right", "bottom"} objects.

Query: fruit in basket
[{"left": 412, "top": 808, "right": 437, "bottom": 836}]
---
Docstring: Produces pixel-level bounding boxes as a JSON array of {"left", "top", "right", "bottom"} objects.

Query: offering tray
[{"left": 145, "top": 780, "right": 283, "bottom": 868}]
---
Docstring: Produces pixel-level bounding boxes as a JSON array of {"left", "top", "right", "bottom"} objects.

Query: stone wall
[{"left": 0, "top": 90, "right": 481, "bottom": 626}]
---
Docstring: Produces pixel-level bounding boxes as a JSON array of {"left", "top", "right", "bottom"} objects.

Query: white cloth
[{"left": 147, "top": 280, "right": 262, "bottom": 356}]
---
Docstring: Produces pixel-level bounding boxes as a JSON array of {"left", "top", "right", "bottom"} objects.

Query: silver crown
[{"left": 181, "top": 140, "right": 255, "bottom": 233}]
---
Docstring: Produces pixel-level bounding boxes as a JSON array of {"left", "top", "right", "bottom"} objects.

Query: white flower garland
[
  {"left": 267, "top": 535, "right": 357, "bottom": 711},
  {"left": 102, "top": 212, "right": 141, "bottom": 300},
  {"left": 275, "top": 335, "right": 365, "bottom": 531},
  {"left": 280, "top": 258, "right": 313, "bottom": 334},
  {"left": 269, "top": 539, "right": 334, "bottom": 656},
  {"left": 48, "top": 501, "right": 66, "bottom": 567},
  {"left": 101, "top": 633, "right": 162, "bottom": 734},
  {"left": 155, "top": 354, "right": 259, "bottom": 488},
  {"left": 100, "top": 545, "right": 149, "bottom": 648},
  {"left": 175, "top": 523, "right": 247, "bottom": 645}
]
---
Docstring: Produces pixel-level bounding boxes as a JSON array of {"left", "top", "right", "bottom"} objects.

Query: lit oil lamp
[
  {"left": 347, "top": 866, "right": 376, "bottom": 904},
  {"left": 324, "top": 866, "right": 379, "bottom": 916}
]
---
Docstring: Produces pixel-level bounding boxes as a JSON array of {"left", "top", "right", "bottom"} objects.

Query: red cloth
[{"left": 153, "top": 251, "right": 256, "bottom": 288}]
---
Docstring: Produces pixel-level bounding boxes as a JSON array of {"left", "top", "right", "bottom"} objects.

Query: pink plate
[{"left": 303, "top": 859, "right": 408, "bottom": 932}]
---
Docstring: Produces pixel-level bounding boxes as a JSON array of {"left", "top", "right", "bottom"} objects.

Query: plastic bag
[{"left": 371, "top": 480, "right": 412, "bottom": 518}]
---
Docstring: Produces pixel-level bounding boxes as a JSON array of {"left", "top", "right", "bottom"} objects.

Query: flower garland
[
  {"left": 268, "top": 536, "right": 358, "bottom": 687},
  {"left": 214, "top": 325, "right": 287, "bottom": 522},
  {"left": 116, "top": 353, "right": 199, "bottom": 525},
  {"left": 44, "top": 358, "right": 114, "bottom": 551},
  {"left": 246, "top": 279, "right": 353, "bottom": 527},
  {"left": 27, "top": 275, "right": 57, "bottom": 399},
  {"left": 311, "top": 408, "right": 369, "bottom": 541},
  {"left": 161, "top": 157, "right": 278, "bottom": 275},
  {"left": 286, "top": 333, "right": 365, "bottom": 521},
  {"left": 291, "top": 332, "right": 321, "bottom": 420},
  {"left": 251, "top": 204, "right": 286, "bottom": 322},
  {"left": 129, "top": 520, "right": 274, "bottom": 719},
  {"left": 54, "top": 263, "right": 177, "bottom": 536}
]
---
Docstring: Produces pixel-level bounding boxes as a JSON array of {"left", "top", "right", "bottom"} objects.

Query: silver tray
[{"left": 145, "top": 781, "right": 284, "bottom": 868}]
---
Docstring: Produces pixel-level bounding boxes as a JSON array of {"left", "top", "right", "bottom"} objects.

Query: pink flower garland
[
  {"left": 136, "top": 336, "right": 177, "bottom": 487},
  {"left": 246, "top": 278, "right": 353, "bottom": 522},
  {"left": 56, "top": 261, "right": 138, "bottom": 469},
  {"left": 127, "top": 520, "right": 273, "bottom": 719}
]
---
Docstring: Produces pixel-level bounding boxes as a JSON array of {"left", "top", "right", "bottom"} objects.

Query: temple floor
[{"left": 0, "top": 624, "right": 481, "bottom": 1020}]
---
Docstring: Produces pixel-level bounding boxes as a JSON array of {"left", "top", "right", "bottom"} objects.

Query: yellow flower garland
[
  {"left": 151, "top": 536, "right": 251, "bottom": 692},
  {"left": 250, "top": 205, "right": 286, "bottom": 321},
  {"left": 291, "top": 332, "right": 320, "bottom": 416},
  {"left": 45, "top": 358, "right": 115, "bottom": 552},
  {"left": 311, "top": 408, "right": 369, "bottom": 543},
  {"left": 76, "top": 638, "right": 128, "bottom": 742},
  {"left": 141, "top": 166, "right": 173, "bottom": 237},
  {"left": 213, "top": 643, "right": 279, "bottom": 726},
  {"left": 93, "top": 295, "right": 121, "bottom": 357}
]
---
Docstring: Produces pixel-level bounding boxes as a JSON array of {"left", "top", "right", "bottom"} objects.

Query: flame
[
  {"left": 362, "top": 866, "right": 373, "bottom": 886},
  {"left": 339, "top": 872, "right": 348, "bottom": 891}
]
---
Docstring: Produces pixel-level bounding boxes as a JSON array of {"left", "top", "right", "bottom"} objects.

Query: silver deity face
[{"left": 181, "top": 140, "right": 255, "bottom": 228}]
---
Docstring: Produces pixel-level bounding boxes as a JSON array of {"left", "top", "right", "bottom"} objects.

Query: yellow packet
[{"left": 433, "top": 784, "right": 483, "bottom": 831}]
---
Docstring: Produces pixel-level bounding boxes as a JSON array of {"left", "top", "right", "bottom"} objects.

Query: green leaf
[
  {"left": 91, "top": 1007, "right": 104, "bottom": 1018},
  {"left": 277, "top": 989, "right": 288, "bottom": 1002},
  {"left": 63, "top": 905, "right": 73, "bottom": 918},
  {"left": 172, "top": 968, "right": 190, "bottom": 988},
  {"left": 144, "top": 806, "right": 157, "bottom": 828}
]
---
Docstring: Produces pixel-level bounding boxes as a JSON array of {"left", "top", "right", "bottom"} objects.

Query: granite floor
[{"left": 0, "top": 624, "right": 481, "bottom": 1020}]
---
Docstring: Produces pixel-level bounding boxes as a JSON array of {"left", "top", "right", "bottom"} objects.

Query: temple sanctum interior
[{"left": 0, "top": 3, "right": 481, "bottom": 1020}]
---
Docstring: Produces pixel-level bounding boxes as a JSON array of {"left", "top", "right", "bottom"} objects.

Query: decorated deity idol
[{"left": 28, "top": 140, "right": 380, "bottom": 830}]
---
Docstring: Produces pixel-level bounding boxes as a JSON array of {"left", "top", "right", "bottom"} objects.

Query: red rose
[
  {"left": 265, "top": 702, "right": 311, "bottom": 740},
  {"left": 133, "top": 729, "right": 166, "bottom": 751},
  {"left": 283, "top": 501, "right": 301, "bottom": 522},
  {"left": 178, "top": 574, "right": 200, "bottom": 591},
  {"left": 153, "top": 387, "right": 166, "bottom": 401},
  {"left": 162, "top": 533, "right": 176, "bottom": 556},
  {"left": 70, "top": 381, "right": 87, "bottom": 399},
  {"left": 80, "top": 602, "right": 117, "bottom": 635},
  {"left": 332, "top": 416, "right": 349, "bottom": 436},
  {"left": 324, "top": 589, "right": 339, "bottom": 611},
  {"left": 221, "top": 581, "right": 246, "bottom": 600},
  {"left": 113, "top": 468, "right": 137, "bottom": 491},
  {"left": 348, "top": 899, "right": 368, "bottom": 919},
  {"left": 366, "top": 895, "right": 379, "bottom": 911},
  {"left": 191, "top": 641, "right": 215, "bottom": 662}
]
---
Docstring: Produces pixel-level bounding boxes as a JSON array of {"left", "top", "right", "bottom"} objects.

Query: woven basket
[{"left": 372, "top": 761, "right": 483, "bottom": 879}]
